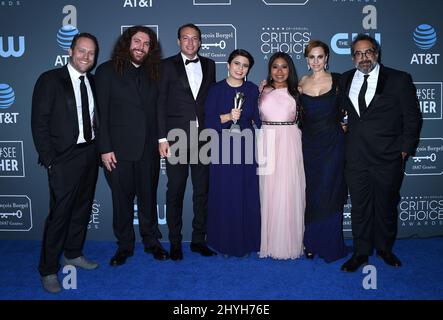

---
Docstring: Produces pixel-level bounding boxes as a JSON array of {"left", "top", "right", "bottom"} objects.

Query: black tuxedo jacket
[
  {"left": 95, "top": 60, "right": 159, "bottom": 161},
  {"left": 157, "top": 53, "right": 216, "bottom": 139},
  {"left": 340, "top": 64, "right": 421, "bottom": 167},
  {"left": 31, "top": 65, "right": 98, "bottom": 168}
]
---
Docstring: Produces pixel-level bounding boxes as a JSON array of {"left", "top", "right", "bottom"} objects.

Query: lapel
[
  {"left": 61, "top": 65, "right": 79, "bottom": 126},
  {"left": 174, "top": 53, "right": 195, "bottom": 100},
  {"left": 344, "top": 69, "right": 359, "bottom": 118},
  {"left": 367, "top": 64, "right": 387, "bottom": 110},
  {"left": 87, "top": 73, "right": 99, "bottom": 130},
  {"left": 195, "top": 54, "right": 207, "bottom": 103}
]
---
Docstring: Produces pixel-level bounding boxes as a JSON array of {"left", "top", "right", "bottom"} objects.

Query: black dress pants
[
  {"left": 346, "top": 158, "right": 403, "bottom": 255},
  {"left": 38, "top": 142, "right": 98, "bottom": 276},
  {"left": 104, "top": 147, "right": 161, "bottom": 252}
]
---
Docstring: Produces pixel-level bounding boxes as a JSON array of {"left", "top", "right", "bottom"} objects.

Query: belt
[{"left": 262, "top": 121, "right": 296, "bottom": 125}]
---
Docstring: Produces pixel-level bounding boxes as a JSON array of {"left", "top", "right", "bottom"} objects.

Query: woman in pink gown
[{"left": 258, "top": 52, "right": 306, "bottom": 260}]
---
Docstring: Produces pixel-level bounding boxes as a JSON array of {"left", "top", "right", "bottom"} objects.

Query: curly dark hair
[{"left": 111, "top": 25, "right": 160, "bottom": 80}]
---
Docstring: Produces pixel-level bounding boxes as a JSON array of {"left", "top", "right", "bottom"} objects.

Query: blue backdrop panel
[{"left": 1, "top": 0, "right": 442, "bottom": 241}]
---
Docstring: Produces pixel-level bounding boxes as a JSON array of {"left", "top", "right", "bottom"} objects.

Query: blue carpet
[{"left": 0, "top": 238, "right": 442, "bottom": 300}]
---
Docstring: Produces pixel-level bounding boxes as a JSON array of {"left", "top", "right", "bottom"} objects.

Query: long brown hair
[{"left": 111, "top": 25, "right": 160, "bottom": 80}]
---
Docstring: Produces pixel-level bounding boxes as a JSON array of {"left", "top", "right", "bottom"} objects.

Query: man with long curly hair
[{"left": 95, "top": 25, "right": 169, "bottom": 266}]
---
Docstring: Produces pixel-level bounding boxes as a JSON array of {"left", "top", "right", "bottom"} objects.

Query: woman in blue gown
[
  {"left": 205, "top": 49, "right": 261, "bottom": 257},
  {"left": 299, "top": 40, "right": 349, "bottom": 262}
]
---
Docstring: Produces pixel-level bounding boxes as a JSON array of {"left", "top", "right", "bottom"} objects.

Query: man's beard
[
  {"left": 355, "top": 60, "right": 377, "bottom": 74},
  {"left": 130, "top": 49, "right": 147, "bottom": 65}
]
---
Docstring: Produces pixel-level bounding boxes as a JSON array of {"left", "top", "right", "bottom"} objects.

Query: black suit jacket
[
  {"left": 340, "top": 64, "right": 421, "bottom": 167},
  {"left": 95, "top": 60, "right": 159, "bottom": 161},
  {"left": 31, "top": 65, "right": 97, "bottom": 168},
  {"left": 157, "top": 53, "right": 216, "bottom": 139}
]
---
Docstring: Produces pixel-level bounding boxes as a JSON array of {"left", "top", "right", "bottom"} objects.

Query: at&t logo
[
  {"left": 54, "top": 5, "right": 78, "bottom": 67},
  {"left": 0, "top": 84, "right": 19, "bottom": 124},
  {"left": 123, "top": 0, "right": 152, "bottom": 7},
  {"left": 410, "top": 24, "right": 439, "bottom": 65},
  {"left": 0, "top": 36, "right": 25, "bottom": 58}
]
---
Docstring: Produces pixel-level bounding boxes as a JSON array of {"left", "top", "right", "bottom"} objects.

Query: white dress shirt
[
  {"left": 67, "top": 63, "right": 95, "bottom": 143},
  {"left": 349, "top": 63, "right": 380, "bottom": 116}
]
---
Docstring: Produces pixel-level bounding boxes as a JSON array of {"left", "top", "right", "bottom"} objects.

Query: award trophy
[{"left": 229, "top": 92, "right": 245, "bottom": 134}]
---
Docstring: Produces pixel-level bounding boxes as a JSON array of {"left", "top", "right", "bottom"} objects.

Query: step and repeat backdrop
[{"left": 1, "top": 0, "right": 442, "bottom": 242}]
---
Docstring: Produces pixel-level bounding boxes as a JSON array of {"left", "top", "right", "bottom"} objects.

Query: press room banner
[{"left": 1, "top": 0, "right": 442, "bottom": 241}]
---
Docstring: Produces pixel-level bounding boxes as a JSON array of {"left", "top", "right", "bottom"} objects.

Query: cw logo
[{"left": 0, "top": 36, "right": 25, "bottom": 58}]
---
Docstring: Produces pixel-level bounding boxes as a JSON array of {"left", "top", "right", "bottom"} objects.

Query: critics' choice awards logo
[
  {"left": 0, "top": 195, "right": 32, "bottom": 231},
  {"left": 415, "top": 82, "right": 442, "bottom": 120},
  {"left": 331, "top": 5, "right": 380, "bottom": 55},
  {"left": 0, "top": 83, "right": 19, "bottom": 124},
  {"left": 0, "top": 141, "right": 25, "bottom": 177},
  {"left": 260, "top": 26, "right": 311, "bottom": 60},
  {"left": 197, "top": 24, "right": 236, "bottom": 64},
  {"left": 405, "top": 138, "right": 443, "bottom": 176},
  {"left": 123, "top": 0, "right": 152, "bottom": 7},
  {"left": 54, "top": 5, "right": 78, "bottom": 67},
  {"left": 410, "top": 24, "right": 439, "bottom": 65},
  {"left": 399, "top": 196, "right": 443, "bottom": 228},
  {"left": 0, "top": 35, "right": 25, "bottom": 58}
]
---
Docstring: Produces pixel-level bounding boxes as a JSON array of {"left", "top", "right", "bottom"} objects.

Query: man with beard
[
  {"left": 95, "top": 26, "right": 169, "bottom": 266},
  {"left": 32, "top": 33, "right": 100, "bottom": 293},
  {"left": 339, "top": 34, "right": 421, "bottom": 272}
]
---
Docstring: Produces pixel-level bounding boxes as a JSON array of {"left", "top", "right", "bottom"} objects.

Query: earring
[
  {"left": 324, "top": 63, "right": 329, "bottom": 70},
  {"left": 307, "top": 65, "right": 311, "bottom": 71}
]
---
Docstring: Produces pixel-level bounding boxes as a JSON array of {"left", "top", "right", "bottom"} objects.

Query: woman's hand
[{"left": 231, "top": 108, "right": 241, "bottom": 122}]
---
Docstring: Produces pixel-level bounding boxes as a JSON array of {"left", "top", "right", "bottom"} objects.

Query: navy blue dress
[
  {"left": 301, "top": 73, "right": 349, "bottom": 262},
  {"left": 205, "top": 79, "right": 261, "bottom": 257}
]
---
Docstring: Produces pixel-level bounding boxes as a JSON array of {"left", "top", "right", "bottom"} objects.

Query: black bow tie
[{"left": 185, "top": 58, "right": 199, "bottom": 65}]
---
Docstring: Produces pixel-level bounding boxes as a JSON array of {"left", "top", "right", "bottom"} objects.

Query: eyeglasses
[{"left": 353, "top": 49, "right": 376, "bottom": 59}]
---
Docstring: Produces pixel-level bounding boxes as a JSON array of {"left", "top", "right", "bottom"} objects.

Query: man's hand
[
  {"left": 159, "top": 141, "right": 170, "bottom": 158},
  {"left": 101, "top": 152, "right": 117, "bottom": 171}
]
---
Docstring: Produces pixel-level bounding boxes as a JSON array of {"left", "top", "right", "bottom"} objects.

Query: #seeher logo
[
  {"left": 57, "top": 25, "right": 79, "bottom": 50},
  {"left": 413, "top": 24, "right": 437, "bottom": 50},
  {"left": 0, "top": 84, "right": 15, "bottom": 109}
]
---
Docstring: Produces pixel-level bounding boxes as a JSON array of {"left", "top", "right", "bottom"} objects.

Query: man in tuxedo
[
  {"left": 31, "top": 33, "right": 100, "bottom": 293},
  {"left": 95, "top": 26, "right": 169, "bottom": 266},
  {"left": 158, "top": 23, "right": 216, "bottom": 260},
  {"left": 339, "top": 34, "right": 421, "bottom": 272}
]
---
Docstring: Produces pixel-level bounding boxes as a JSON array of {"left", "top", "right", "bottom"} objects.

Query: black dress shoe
[
  {"left": 110, "top": 250, "right": 133, "bottom": 266},
  {"left": 376, "top": 250, "right": 402, "bottom": 267},
  {"left": 144, "top": 244, "right": 170, "bottom": 261},
  {"left": 190, "top": 243, "right": 217, "bottom": 256},
  {"left": 170, "top": 244, "right": 183, "bottom": 261},
  {"left": 340, "top": 254, "right": 368, "bottom": 272}
]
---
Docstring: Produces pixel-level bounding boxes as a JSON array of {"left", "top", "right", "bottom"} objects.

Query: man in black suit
[
  {"left": 339, "top": 34, "right": 421, "bottom": 272},
  {"left": 32, "top": 33, "right": 100, "bottom": 293},
  {"left": 95, "top": 26, "right": 169, "bottom": 266},
  {"left": 158, "top": 24, "right": 216, "bottom": 260}
]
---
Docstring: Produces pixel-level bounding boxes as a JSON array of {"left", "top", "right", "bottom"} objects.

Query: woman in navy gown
[
  {"left": 299, "top": 40, "right": 349, "bottom": 262},
  {"left": 205, "top": 49, "right": 261, "bottom": 257}
]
